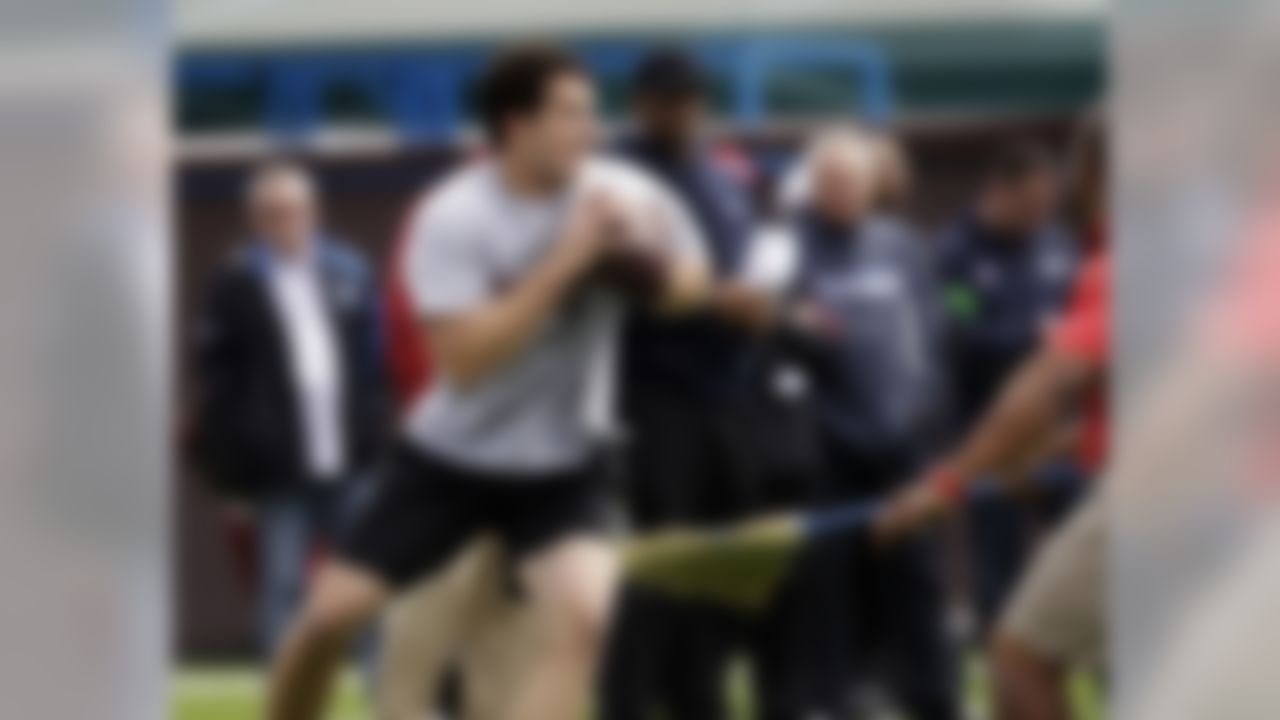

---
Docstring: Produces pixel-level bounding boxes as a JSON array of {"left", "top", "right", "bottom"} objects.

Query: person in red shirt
[
  {"left": 877, "top": 113, "right": 1108, "bottom": 720},
  {"left": 1051, "top": 250, "right": 1108, "bottom": 471}
]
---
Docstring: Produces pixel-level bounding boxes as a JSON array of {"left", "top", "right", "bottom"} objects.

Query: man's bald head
[
  {"left": 871, "top": 133, "right": 912, "bottom": 212},
  {"left": 246, "top": 160, "right": 319, "bottom": 257},
  {"left": 807, "top": 127, "right": 878, "bottom": 227}
]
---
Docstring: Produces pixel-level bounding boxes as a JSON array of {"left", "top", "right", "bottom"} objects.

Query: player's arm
[
  {"left": 707, "top": 281, "right": 779, "bottom": 331},
  {"left": 421, "top": 194, "right": 614, "bottom": 389},
  {"left": 656, "top": 247, "right": 711, "bottom": 314},
  {"left": 711, "top": 224, "right": 816, "bottom": 333},
  {"left": 876, "top": 344, "right": 1099, "bottom": 540},
  {"left": 877, "top": 255, "right": 1111, "bottom": 540},
  {"left": 585, "top": 192, "right": 710, "bottom": 316},
  {"left": 1004, "top": 420, "right": 1082, "bottom": 492},
  {"left": 649, "top": 185, "right": 712, "bottom": 315},
  {"left": 946, "top": 345, "right": 1095, "bottom": 484}
]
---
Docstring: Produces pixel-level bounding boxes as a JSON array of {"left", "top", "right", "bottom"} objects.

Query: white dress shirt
[{"left": 268, "top": 253, "right": 346, "bottom": 479}]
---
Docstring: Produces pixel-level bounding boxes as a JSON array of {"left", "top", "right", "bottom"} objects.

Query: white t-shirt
[
  {"left": 400, "top": 157, "right": 705, "bottom": 476},
  {"left": 268, "top": 255, "right": 346, "bottom": 479}
]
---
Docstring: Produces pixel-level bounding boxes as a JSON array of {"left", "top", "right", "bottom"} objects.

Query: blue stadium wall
[{"left": 177, "top": 21, "right": 1104, "bottom": 142}]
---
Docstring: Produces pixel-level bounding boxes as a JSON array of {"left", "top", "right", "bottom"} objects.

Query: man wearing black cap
[{"left": 601, "top": 49, "right": 828, "bottom": 720}]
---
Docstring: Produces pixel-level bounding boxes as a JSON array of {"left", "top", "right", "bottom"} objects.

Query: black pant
[
  {"left": 601, "top": 388, "right": 830, "bottom": 720},
  {"left": 817, "top": 439, "right": 959, "bottom": 720},
  {"left": 748, "top": 542, "right": 846, "bottom": 719},
  {"left": 744, "top": 396, "right": 837, "bottom": 720},
  {"left": 967, "top": 460, "right": 1086, "bottom": 635},
  {"left": 338, "top": 443, "right": 607, "bottom": 590},
  {"left": 602, "top": 390, "right": 753, "bottom": 720}
]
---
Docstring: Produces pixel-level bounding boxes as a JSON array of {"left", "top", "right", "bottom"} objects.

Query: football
[{"left": 593, "top": 227, "right": 670, "bottom": 301}]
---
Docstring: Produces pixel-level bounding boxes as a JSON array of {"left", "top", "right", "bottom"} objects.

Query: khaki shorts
[
  {"left": 377, "top": 535, "right": 539, "bottom": 720},
  {"left": 999, "top": 493, "right": 1107, "bottom": 665}
]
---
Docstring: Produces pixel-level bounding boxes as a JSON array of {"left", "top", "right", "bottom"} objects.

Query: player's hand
[
  {"left": 595, "top": 240, "right": 670, "bottom": 301},
  {"left": 715, "top": 282, "right": 778, "bottom": 332},
  {"left": 591, "top": 194, "right": 682, "bottom": 302},
  {"left": 873, "top": 478, "right": 950, "bottom": 545},
  {"left": 784, "top": 301, "right": 843, "bottom": 340},
  {"left": 555, "top": 190, "right": 625, "bottom": 276}
]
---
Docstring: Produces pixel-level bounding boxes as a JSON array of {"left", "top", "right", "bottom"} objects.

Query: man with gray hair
[
  {"left": 191, "top": 159, "right": 386, "bottom": 657},
  {"left": 776, "top": 127, "right": 957, "bottom": 718}
]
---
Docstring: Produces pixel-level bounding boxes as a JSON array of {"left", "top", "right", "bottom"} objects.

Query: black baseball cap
[{"left": 630, "top": 48, "right": 707, "bottom": 99}]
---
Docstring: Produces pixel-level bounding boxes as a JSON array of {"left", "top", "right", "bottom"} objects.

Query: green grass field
[
  {"left": 173, "top": 658, "right": 1102, "bottom": 720},
  {"left": 171, "top": 664, "right": 753, "bottom": 720},
  {"left": 173, "top": 666, "right": 368, "bottom": 720}
]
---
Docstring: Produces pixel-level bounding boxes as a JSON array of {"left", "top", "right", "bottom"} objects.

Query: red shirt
[
  {"left": 383, "top": 192, "right": 435, "bottom": 415},
  {"left": 383, "top": 154, "right": 490, "bottom": 413},
  {"left": 1048, "top": 252, "right": 1110, "bottom": 471}
]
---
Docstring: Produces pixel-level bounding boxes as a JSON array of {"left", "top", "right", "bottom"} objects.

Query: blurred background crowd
[{"left": 175, "top": 2, "right": 1103, "bottom": 718}]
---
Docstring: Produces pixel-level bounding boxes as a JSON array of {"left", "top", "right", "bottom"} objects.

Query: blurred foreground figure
[
  {"left": 1118, "top": 184, "right": 1280, "bottom": 720},
  {"left": 936, "top": 140, "right": 1081, "bottom": 632},
  {"left": 264, "top": 45, "right": 709, "bottom": 720},
  {"left": 878, "top": 113, "right": 1108, "bottom": 720},
  {"left": 190, "top": 161, "right": 385, "bottom": 656},
  {"left": 783, "top": 128, "right": 956, "bottom": 718}
]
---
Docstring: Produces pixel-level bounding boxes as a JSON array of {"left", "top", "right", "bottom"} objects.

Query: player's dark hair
[
  {"left": 630, "top": 47, "right": 706, "bottom": 100},
  {"left": 474, "top": 44, "right": 586, "bottom": 145},
  {"left": 1064, "top": 108, "right": 1108, "bottom": 231},
  {"left": 985, "top": 139, "right": 1056, "bottom": 186}
]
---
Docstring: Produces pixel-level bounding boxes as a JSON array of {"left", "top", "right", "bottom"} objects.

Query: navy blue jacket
[
  {"left": 614, "top": 137, "right": 756, "bottom": 402},
  {"left": 936, "top": 215, "right": 1078, "bottom": 426},
  {"left": 190, "top": 237, "right": 387, "bottom": 499},
  {"left": 789, "top": 212, "right": 944, "bottom": 462}
]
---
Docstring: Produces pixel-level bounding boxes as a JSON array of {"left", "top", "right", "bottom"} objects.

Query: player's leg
[
  {"left": 459, "top": 557, "right": 539, "bottom": 720},
  {"left": 258, "top": 488, "right": 314, "bottom": 657},
  {"left": 816, "top": 439, "right": 882, "bottom": 715},
  {"left": 663, "top": 399, "right": 757, "bottom": 720},
  {"left": 968, "top": 491, "right": 1034, "bottom": 635},
  {"left": 601, "top": 393, "right": 703, "bottom": 720},
  {"left": 376, "top": 537, "right": 503, "bottom": 720},
  {"left": 268, "top": 444, "right": 481, "bottom": 720},
  {"left": 662, "top": 605, "right": 736, "bottom": 720},
  {"left": 513, "top": 535, "right": 620, "bottom": 720},
  {"left": 878, "top": 534, "right": 959, "bottom": 720},
  {"left": 599, "top": 587, "right": 669, "bottom": 720},
  {"left": 750, "top": 544, "right": 838, "bottom": 720},
  {"left": 992, "top": 494, "right": 1106, "bottom": 720},
  {"left": 991, "top": 630, "right": 1069, "bottom": 720},
  {"left": 266, "top": 559, "right": 389, "bottom": 720},
  {"left": 739, "top": 395, "right": 832, "bottom": 720}
]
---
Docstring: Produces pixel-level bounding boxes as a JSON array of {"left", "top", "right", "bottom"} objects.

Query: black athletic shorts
[{"left": 337, "top": 442, "right": 610, "bottom": 590}]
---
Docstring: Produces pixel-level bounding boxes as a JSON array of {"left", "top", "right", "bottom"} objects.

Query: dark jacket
[
  {"left": 936, "top": 215, "right": 1078, "bottom": 426},
  {"left": 613, "top": 137, "right": 757, "bottom": 402},
  {"left": 789, "top": 212, "right": 945, "bottom": 466},
  {"left": 189, "top": 237, "right": 387, "bottom": 500}
]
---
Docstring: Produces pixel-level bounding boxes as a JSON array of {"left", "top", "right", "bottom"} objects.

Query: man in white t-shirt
[{"left": 265, "top": 45, "right": 709, "bottom": 720}]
